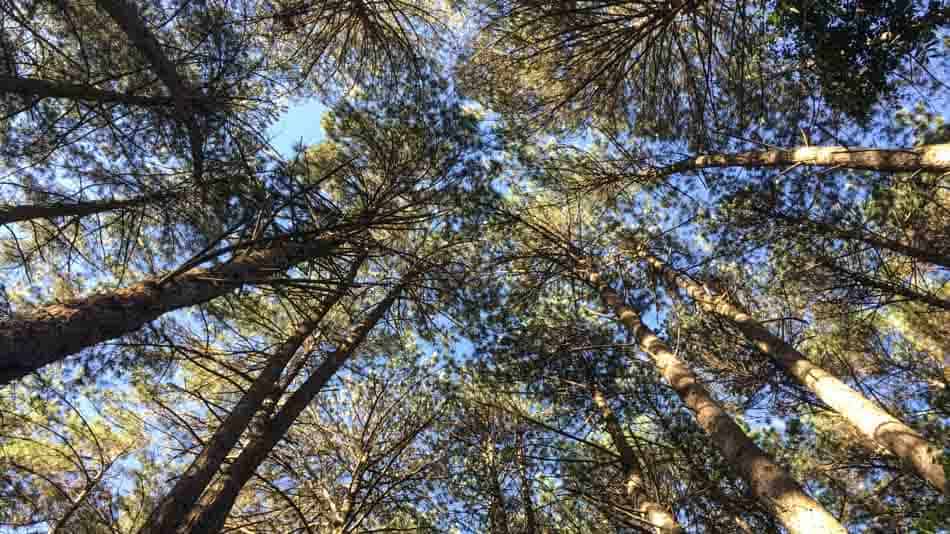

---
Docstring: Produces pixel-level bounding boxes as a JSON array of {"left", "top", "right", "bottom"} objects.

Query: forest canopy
[{"left": 0, "top": 0, "right": 948, "bottom": 532}]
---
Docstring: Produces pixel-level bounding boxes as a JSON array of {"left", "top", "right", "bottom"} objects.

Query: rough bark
[
  {"left": 643, "top": 253, "right": 947, "bottom": 494},
  {"left": 138, "top": 257, "right": 361, "bottom": 534},
  {"left": 646, "top": 144, "right": 950, "bottom": 179},
  {"left": 0, "top": 237, "right": 341, "bottom": 385},
  {"left": 0, "top": 76, "right": 180, "bottom": 107},
  {"left": 583, "top": 266, "right": 847, "bottom": 534},
  {"left": 0, "top": 194, "right": 164, "bottom": 225},
  {"left": 590, "top": 387, "right": 683, "bottom": 533},
  {"left": 181, "top": 279, "right": 408, "bottom": 534}
]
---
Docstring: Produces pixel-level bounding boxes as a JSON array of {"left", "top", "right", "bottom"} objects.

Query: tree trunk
[
  {"left": 643, "top": 252, "right": 947, "bottom": 494},
  {"left": 0, "top": 237, "right": 341, "bottom": 385},
  {"left": 516, "top": 431, "right": 538, "bottom": 534},
  {"left": 94, "top": 0, "right": 191, "bottom": 98},
  {"left": 138, "top": 256, "right": 361, "bottom": 534},
  {"left": 486, "top": 433, "right": 512, "bottom": 534},
  {"left": 180, "top": 278, "right": 409, "bottom": 534},
  {"left": 94, "top": 0, "right": 207, "bottom": 176},
  {"left": 590, "top": 387, "right": 683, "bottom": 533},
  {"left": 0, "top": 194, "right": 164, "bottom": 225},
  {"left": 0, "top": 76, "right": 181, "bottom": 108},
  {"left": 582, "top": 266, "right": 847, "bottom": 534},
  {"left": 648, "top": 144, "right": 950, "bottom": 179}
]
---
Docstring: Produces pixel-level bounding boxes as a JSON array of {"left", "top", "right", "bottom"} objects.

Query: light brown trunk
[
  {"left": 650, "top": 144, "right": 950, "bottom": 178},
  {"left": 0, "top": 237, "right": 340, "bottom": 385},
  {"left": 643, "top": 253, "right": 947, "bottom": 494},
  {"left": 138, "top": 257, "right": 361, "bottom": 534},
  {"left": 181, "top": 277, "right": 410, "bottom": 534},
  {"left": 590, "top": 387, "right": 682, "bottom": 533},
  {"left": 584, "top": 266, "right": 847, "bottom": 534}
]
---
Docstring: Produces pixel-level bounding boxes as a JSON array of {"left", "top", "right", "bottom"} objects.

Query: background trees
[{"left": 1, "top": 0, "right": 947, "bottom": 532}]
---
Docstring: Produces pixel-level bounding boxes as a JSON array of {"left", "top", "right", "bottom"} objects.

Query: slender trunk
[
  {"left": 138, "top": 257, "right": 361, "bottom": 534},
  {"left": 755, "top": 208, "right": 950, "bottom": 269},
  {"left": 516, "top": 432, "right": 538, "bottom": 534},
  {"left": 0, "top": 237, "right": 341, "bottom": 385},
  {"left": 590, "top": 387, "right": 682, "bottom": 533},
  {"left": 643, "top": 253, "right": 947, "bottom": 494},
  {"left": 648, "top": 144, "right": 950, "bottom": 178},
  {"left": 94, "top": 0, "right": 190, "bottom": 98},
  {"left": 486, "top": 434, "right": 512, "bottom": 534},
  {"left": 182, "top": 279, "right": 409, "bottom": 534},
  {"left": 94, "top": 0, "right": 207, "bottom": 176},
  {"left": 582, "top": 266, "right": 847, "bottom": 534},
  {"left": 0, "top": 194, "right": 164, "bottom": 225},
  {"left": 50, "top": 467, "right": 109, "bottom": 534},
  {"left": 0, "top": 76, "right": 180, "bottom": 108}
]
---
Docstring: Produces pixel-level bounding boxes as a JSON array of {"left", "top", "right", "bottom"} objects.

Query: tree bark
[
  {"left": 590, "top": 387, "right": 683, "bottom": 533},
  {"left": 582, "top": 266, "right": 847, "bottom": 534},
  {"left": 643, "top": 252, "right": 947, "bottom": 494},
  {"left": 0, "top": 194, "right": 164, "bottom": 225},
  {"left": 646, "top": 144, "right": 950, "bottom": 179},
  {"left": 0, "top": 236, "right": 341, "bottom": 385},
  {"left": 138, "top": 256, "right": 361, "bottom": 534},
  {"left": 0, "top": 76, "right": 181, "bottom": 108},
  {"left": 180, "top": 278, "right": 409, "bottom": 534}
]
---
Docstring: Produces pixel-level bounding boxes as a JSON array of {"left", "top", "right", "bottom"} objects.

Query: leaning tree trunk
[
  {"left": 0, "top": 236, "right": 341, "bottom": 385},
  {"left": 138, "top": 256, "right": 362, "bottom": 534},
  {"left": 516, "top": 431, "right": 539, "bottom": 534},
  {"left": 582, "top": 265, "right": 847, "bottom": 534},
  {"left": 646, "top": 144, "right": 950, "bottom": 180},
  {"left": 0, "top": 76, "right": 187, "bottom": 108},
  {"left": 180, "top": 277, "right": 410, "bottom": 534},
  {"left": 642, "top": 252, "right": 947, "bottom": 494},
  {"left": 590, "top": 386, "right": 683, "bottom": 533},
  {"left": 0, "top": 193, "right": 165, "bottom": 225}
]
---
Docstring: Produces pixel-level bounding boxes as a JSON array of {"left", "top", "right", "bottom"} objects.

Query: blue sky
[{"left": 268, "top": 99, "right": 328, "bottom": 156}]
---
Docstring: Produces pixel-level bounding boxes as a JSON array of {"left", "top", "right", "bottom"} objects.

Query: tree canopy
[{"left": 1, "top": 1, "right": 947, "bottom": 532}]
